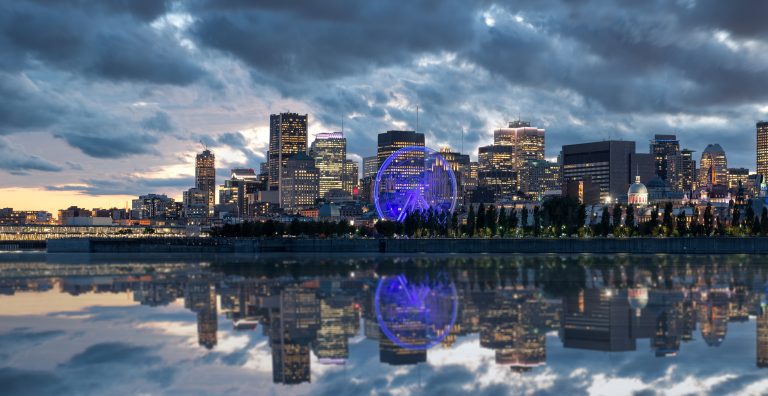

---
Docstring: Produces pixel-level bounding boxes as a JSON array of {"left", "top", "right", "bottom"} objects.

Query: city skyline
[{"left": 2, "top": 1, "right": 768, "bottom": 214}]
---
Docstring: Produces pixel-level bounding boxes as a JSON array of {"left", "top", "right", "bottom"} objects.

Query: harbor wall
[{"left": 46, "top": 237, "right": 768, "bottom": 255}]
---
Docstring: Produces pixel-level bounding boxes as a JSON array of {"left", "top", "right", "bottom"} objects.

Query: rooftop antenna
[
  {"left": 416, "top": 105, "right": 419, "bottom": 133},
  {"left": 341, "top": 113, "right": 344, "bottom": 134},
  {"left": 461, "top": 128, "right": 464, "bottom": 154}
]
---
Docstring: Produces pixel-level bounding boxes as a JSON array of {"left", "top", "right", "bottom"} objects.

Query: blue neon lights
[
  {"left": 374, "top": 146, "right": 457, "bottom": 222},
  {"left": 374, "top": 274, "right": 458, "bottom": 350}
]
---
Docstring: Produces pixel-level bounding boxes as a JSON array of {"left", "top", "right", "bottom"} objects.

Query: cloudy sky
[{"left": 2, "top": 0, "right": 768, "bottom": 213}]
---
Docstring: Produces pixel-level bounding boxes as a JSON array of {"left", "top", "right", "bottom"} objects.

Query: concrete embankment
[
  {"left": 46, "top": 237, "right": 768, "bottom": 254},
  {"left": 0, "top": 240, "right": 47, "bottom": 251}
]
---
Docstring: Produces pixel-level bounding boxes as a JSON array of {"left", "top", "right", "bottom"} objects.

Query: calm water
[{"left": 1, "top": 253, "right": 767, "bottom": 395}]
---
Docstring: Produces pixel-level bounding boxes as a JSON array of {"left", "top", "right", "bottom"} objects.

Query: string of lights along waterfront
[{"left": 3, "top": 114, "right": 768, "bottom": 239}]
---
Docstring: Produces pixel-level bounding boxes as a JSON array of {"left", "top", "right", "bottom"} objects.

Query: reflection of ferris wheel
[
  {"left": 374, "top": 273, "right": 458, "bottom": 350},
  {"left": 374, "top": 146, "right": 457, "bottom": 222}
]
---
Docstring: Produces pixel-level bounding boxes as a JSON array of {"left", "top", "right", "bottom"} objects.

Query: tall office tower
[
  {"left": 268, "top": 113, "right": 308, "bottom": 193},
  {"left": 377, "top": 130, "right": 426, "bottom": 194},
  {"left": 758, "top": 302, "right": 768, "bottom": 368},
  {"left": 561, "top": 288, "right": 636, "bottom": 351},
  {"left": 465, "top": 162, "right": 479, "bottom": 191},
  {"left": 312, "top": 296, "right": 357, "bottom": 363},
  {"left": 493, "top": 120, "right": 545, "bottom": 168},
  {"left": 667, "top": 149, "right": 697, "bottom": 192},
  {"left": 478, "top": 144, "right": 517, "bottom": 201},
  {"left": 727, "top": 168, "right": 750, "bottom": 191},
  {"left": 185, "top": 280, "right": 218, "bottom": 350},
  {"left": 270, "top": 287, "right": 320, "bottom": 384},
  {"left": 520, "top": 159, "right": 561, "bottom": 200},
  {"left": 131, "top": 194, "right": 176, "bottom": 219},
  {"left": 342, "top": 159, "right": 358, "bottom": 196},
  {"left": 650, "top": 134, "right": 680, "bottom": 181},
  {"left": 219, "top": 168, "right": 260, "bottom": 218},
  {"left": 561, "top": 141, "right": 652, "bottom": 203},
  {"left": 439, "top": 147, "right": 471, "bottom": 199},
  {"left": 758, "top": 122, "right": 768, "bottom": 182},
  {"left": 698, "top": 144, "right": 728, "bottom": 188},
  {"left": 195, "top": 149, "right": 216, "bottom": 216},
  {"left": 309, "top": 132, "right": 346, "bottom": 198},
  {"left": 363, "top": 155, "right": 379, "bottom": 179},
  {"left": 377, "top": 130, "right": 425, "bottom": 167},
  {"left": 280, "top": 153, "right": 320, "bottom": 213},
  {"left": 183, "top": 188, "right": 209, "bottom": 221}
]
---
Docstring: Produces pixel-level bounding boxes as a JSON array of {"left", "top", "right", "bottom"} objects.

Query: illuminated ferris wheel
[{"left": 374, "top": 146, "right": 457, "bottom": 222}]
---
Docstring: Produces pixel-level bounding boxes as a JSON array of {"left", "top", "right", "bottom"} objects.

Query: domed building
[{"left": 627, "top": 175, "right": 648, "bottom": 205}]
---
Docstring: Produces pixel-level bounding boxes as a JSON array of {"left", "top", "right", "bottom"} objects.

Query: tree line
[{"left": 374, "top": 197, "right": 768, "bottom": 238}]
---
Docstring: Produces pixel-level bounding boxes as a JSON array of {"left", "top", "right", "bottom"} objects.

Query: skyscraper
[
  {"left": 377, "top": 130, "right": 425, "bottom": 168},
  {"left": 219, "top": 168, "right": 260, "bottom": 218},
  {"left": 493, "top": 120, "right": 545, "bottom": 168},
  {"left": 280, "top": 153, "right": 320, "bottom": 213},
  {"left": 667, "top": 149, "right": 696, "bottom": 192},
  {"left": 309, "top": 132, "right": 346, "bottom": 198},
  {"left": 268, "top": 113, "right": 308, "bottom": 193},
  {"left": 342, "top": 159, "right": 358, "bottom": 196},
  {"left": 478, "top": 144, "right": 517, "bottom": 200},
  {"left": 727, "top": 168, "right": 750, "bottom": 192},
  {"left": 438, "top": 147, "right": 471, "bottom": 199},
  {"left": 698, "top": 144, "right": 728, "bottom": 188},
  {"left": 520, "top": 159, "right": 561, "bottom": 200},
  {"left": 758, "top": 121, "right": 768, "bottom": 182},
  {"left": 363, "top": 155, "right": 379, "bottom": 179},
  {"left": 650, "top": 134, "right": 680, "bottom": 181},
  {"left": 377, "top": 130, "right": 425, "bottom": 194},
  {"left": 758, "top": 302, "right": 768, "bottom": 368},
  {"left": 561, "top": 141, "right": 647, "bottom": 202},
  {"left": 195, "top": 149, "right": 215, "bottom": 216}
]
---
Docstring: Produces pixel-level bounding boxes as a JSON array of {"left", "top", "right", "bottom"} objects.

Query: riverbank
[{"left": 43, "top": 236, "right": 768, "bottom": 254}]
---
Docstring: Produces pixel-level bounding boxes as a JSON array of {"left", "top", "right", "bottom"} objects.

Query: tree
[
  {"left": 646, "top": 205, "right": 659, "bottom": 235},
  {"left": 533, "top": 206, "right": 542, "bottom": 236},
  {"left": 476, "top": 203, "right": 486, "bottom": 236},
  {"left": 663, "top": 202, "right": 674, "bottom": 235},
  {"left": 466, "top": 205, "right": 476, "bottom": 237},
  {"left": 746, "top": 204, "right": 756, "bottom": 234},
  {"left": 487, "top": 205, "right": 498, "bottom": 236},
  {"left": 498, "top": 207, "right": 507, "bottom": 237},
  {"left": 521, "top": 207, "right": 529, "bottom": 233},
  {"left": 761, "top": 208, "right": 768, "bottom": 235},
  {"left": 625, "top": 205, "right": 635, "bottom": 230},
  {"left": 576, "top": 204, "right": 587, "bottom": 235},
  {"left": 600, "top": 207, "right": 610, "bottom": 236},
  {"left": 703, "top": 204, "right": 713, "bottom": 235},
  {"left": 691, "top": 207, "right": 700, "bottom": 236},
  {"left": 732, "top": 207, "right": 741, "bottom": 228},
  {"left": 753, "top": 215, "right": 762, "bottom": 236},
  {"left": 612, "top": 204, "right": 622, "bottom": 229},
  {"left": 509, "top": 208, "right": 519, "bottom": 232},
  {"left": 676, "top": 211, "right": 687, "bottom": 236},
  {"left": 451, "top": 210, "right": 459, "bottom": 237}
]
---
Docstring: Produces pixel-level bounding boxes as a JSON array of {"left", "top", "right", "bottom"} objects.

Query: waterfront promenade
[{"left": 43, "top": 236, "right": 768, "bottom": 255}]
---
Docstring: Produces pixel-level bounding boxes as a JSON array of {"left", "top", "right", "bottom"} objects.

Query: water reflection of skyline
[{"left": 1, "top": 255, "right": 768, "bottom": 387}]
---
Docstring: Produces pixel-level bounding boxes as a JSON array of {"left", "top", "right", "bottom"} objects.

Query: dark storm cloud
[
  {"left": 0, "top": 1, "right": 206, "bottom": 85},
  {"left": 46, "top": 175, "right": 193, "bottom": 196},
  {"left": 140, "top": 111, "right": 175, "bottom": 132},
  {"left": 64, "top": 342, "right": 162, "bottom": 367},
  {"left": 0, "top": 72, "right": 61, "bottom": 131},
  {"left": 0, "top": 138, "right": 63, "bottom": 172},
  {"left": 190, "top": 0, "right": 479, "bottom": 85},
  {"left": 0, "top": 367, "right": 70, "bottom": 396},
  {"left": 54, "top": 130, "right": 160, "bottom": 159}
]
